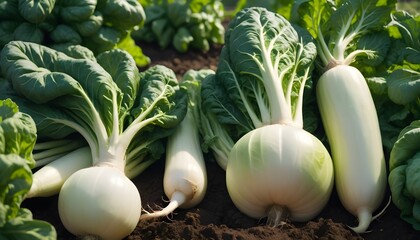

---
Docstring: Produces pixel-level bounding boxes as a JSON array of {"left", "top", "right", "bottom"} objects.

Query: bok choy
[
  {"left": 201, "top": 7, "right": 334, "bottom": 226},
  {"left": 0, "top": 40, "right": 187, "bottom": 239}
]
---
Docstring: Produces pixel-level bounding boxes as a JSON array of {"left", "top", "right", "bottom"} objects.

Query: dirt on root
[{"left": 22, "top": 42, "right": 419, "bottom": 240}]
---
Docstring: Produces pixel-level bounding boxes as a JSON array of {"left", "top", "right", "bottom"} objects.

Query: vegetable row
[
  {"left": 133, "top": 0, "right": 225, "bottom": 53},
  {"left": 0, "top": 0, "right": 150, "bottom": 66},
  {"left": 0, "top": 0, "right": 419, "bottom": 239}
]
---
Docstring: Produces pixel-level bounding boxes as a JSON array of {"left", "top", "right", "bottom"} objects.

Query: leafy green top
[
  {"left": 0, "top": 41, "right": 187, "bottom": 173},
  {"left": 0, "top": 99, "right": 56, "bottom": 240}
]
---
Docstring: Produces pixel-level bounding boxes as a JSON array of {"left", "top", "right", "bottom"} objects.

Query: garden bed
[{"left": 22, "top": 42, "right": 418, "bottom": 240}]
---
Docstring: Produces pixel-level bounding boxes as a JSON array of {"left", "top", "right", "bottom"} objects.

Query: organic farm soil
[{"left": 22, "top": 43, "right": 419, "bottom": 240}]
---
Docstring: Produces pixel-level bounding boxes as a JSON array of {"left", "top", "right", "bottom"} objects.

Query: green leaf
[
  {"left": 74, "top": 11, "right": 103, "bottom": 37},
  {"left": 0, "top": 41, "right": 121, "bottom": 148},
  {"left": 143, "top": 5, "right": 165, "bottom": 24},
  {"left": 167, "top": 1, "right": 191, "bottom": 27},
  {"left": 13, "top": 22, "right": 44, "bottom": 44},
  {"left": 201, "top": 62, "right": 253, "bottom": 137},
  {"left": 151, "top": 18, "right": 175, "bottom": 48},
  {"left": 132, "top": 65, "right": 188, "bottom": 129},
  {"left": 0, "top": 80, "right": 77, "bottom": 140},
  {"left": 172, "top": 27, "right": 193, "bottom": 53},
  {"left": 83, "top": 26, "right": 126, "bottom": 53},
  {"left": 0, "top": 21, "right": 19, "bottom": 48},
  {"left": 97, "top": 49, "right": 140, "bottom": 123},
  {"left": 389, "top": 120, "right": 420, "bottom": 170},
  {"left": 51, "top": 44, "right": 97, "bottom": 61},
  {"left": 0, "top": 209, "right": 56, "bottom": 240},
  {"left": 50, "top": 24, "right": 82, "bottom": 45},
  {"left": 57, "top": 0, "right": 96, "bottom": 23},
  {"left": 101, "top": 0, "right": 145, "bottom": 30},
  {"left": 297, "top": 0, "right": 396, "bottom": 67},
  {"left": 0, "top": 154, "right": 32, "bottom": 225},
  {"left": 18, "top": 0, "right": 55, "bottom": 24},
  {"left": 387, "top": 68, "right": 420, "bottom": 105},
  {"left": 388, "top": 120, "right": 420, "bottom": 230},
  {"left": 356, "top": 31, "right": 391, "bottom": 67},
  {"left": 0, "top": 99, "right": 36, "bottom": 167}
]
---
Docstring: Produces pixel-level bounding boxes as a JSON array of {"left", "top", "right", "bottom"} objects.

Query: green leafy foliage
[
  {"left": 133, "top": 0, "right": 225, "bottom": 53},
  {"left": 200, "top": 7, "right": 318, "bottom": 168},
  {"left": 0, "top": 40, "right": 187, "bottom": 178},
  {"left": 388, "top": 120, "right": 420, "bottom": 231},
  {"left": 0, "top": 99, "right": 56, "bottom": 240},
  {"left": 0, "top": 0, "right": 150, "bottom": 66},
  {"left": 364, "top": 10, "right": 420, "bottom": 151}
]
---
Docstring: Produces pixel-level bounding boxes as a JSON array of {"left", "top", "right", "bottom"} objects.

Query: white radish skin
[
  {"left": 26, "top": 146, "right": 92, "bottom": 198},
  {"left": 140, "top": 111, "right": 207, "bottom": 220},
  {"left": 226, "top": 124, "right": 334, "bottom": 225},
  {"left": 58, "top": 166, "right": 141, "bottom": 240},
  {"left": 316, "top": 65, "right": 387, "bottom": 233}
]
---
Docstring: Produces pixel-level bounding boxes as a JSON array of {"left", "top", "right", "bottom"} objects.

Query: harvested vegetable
[
  {"left": 0, "top": 41, "right": 187, "bottom": 239},
  {"left": 202, "top": 7, "right": 334, "bottom": 226},
  {"left": 295, "top": 0, "right": 395, "bottom": 232},
  {"left": 140, "top": 69, "right": 211, "bottom": 220}
]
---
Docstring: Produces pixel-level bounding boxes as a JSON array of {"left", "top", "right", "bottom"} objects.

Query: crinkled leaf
[
  {"left": 74, "top": 11, "right": 103, "bottom": 37},
  {"left": 201, "top": 57, "right": 253, "bottom": 136},
  {"left": 389, "top": 147, "right": 420, "bottom": 230},
  {"left": 0, "top": 99, "right": 36, "bottom": 166},
  {"left": 51, "top": 44, "right": 97, "bottom": 61},
  {"left": 389, "top": 120, "right": 420, "bottom": 170},
  {"left": 205, "top": 7, "right": 316, "bottom": 130},
  {"left": 56, "top": 0, "right": 96, "bottom": 23},
  {"left": 50, "top": 24, "right": 82, "bottom": 45},
  {"left": 13, "top": 22, "right": 44, "bottom": 44},
  {"left": 388, "top": 165, "right": 416, "bottom": 226},
  {"left": 406, "top": 154, "right": 420, "bottom": 200},
  {"left": 100, "top": 0, "right": 145, "bottom": 30},
  {"left": 131, "top": 65, "right": 187, "bottom": 129},
  {"left": 18, "top": 0, "right": 56, "bottom": 24},
  {"left": 84, "top": 26, "right": 126, "bottom": 53},
  {"left": 0, "top": 154, "right": 32, "bottom": 225},
  {"left": 0, "top": 208, "right": 56, "bottom": 240},
  {"left": 1, "top": 41, "right": 121, "bottom": 140}
]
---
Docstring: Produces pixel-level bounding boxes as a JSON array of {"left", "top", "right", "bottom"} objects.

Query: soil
[{"left": 22, "top": 42, "right": 419, "bottom": 240}]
